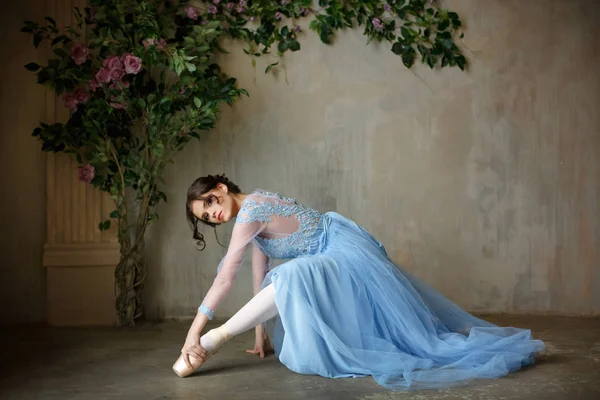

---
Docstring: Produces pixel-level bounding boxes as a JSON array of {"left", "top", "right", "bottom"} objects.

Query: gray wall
[
  {"left": 0, "top": 0, "right": 47, "bottom": 324},
  {"left": 145, "top": 0, "right": 600, "bottom": 320}
]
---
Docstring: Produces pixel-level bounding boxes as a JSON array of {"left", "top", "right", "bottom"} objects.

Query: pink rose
[
  {"left": 185, "top": 6, "right": 199, "bottom": 20},
  {"left": 74, "top": 88, "right": 89, "bottom": 103},
  {"left": 122, "top": 54, "right": 142, "bottom": 74},
  {"left": 103, "top": 56, "right": 122, "bottom": 70},
  {"left": 95, "top": 68, "right": 111, "bottom": 84},
  {"left": 63, "top": 92, "right": 78, "bottom": 112},
  {"left": 77, "top": 164, "right": 95, "bottom": 183},
  {"left": 71, "top": 43, "right": 89, "bottom": 65},
  {"left": 109, "top": 67, "right": 125, "bottom": 82},
  {"left": 89, "top": 78, "right": 100, "bottom": 92}
]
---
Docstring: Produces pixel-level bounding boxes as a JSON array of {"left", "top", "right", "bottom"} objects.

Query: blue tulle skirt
[{"left": 261, "top": 212, "right": 545, "bottom": 390}]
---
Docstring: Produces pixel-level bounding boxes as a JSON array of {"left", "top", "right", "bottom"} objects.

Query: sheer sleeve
[
  {"left": 251, "top": 242, "right": 269, "bottom": 295},
  {"left": 197, "top": 212, "right": 267, "bottom": 320}
]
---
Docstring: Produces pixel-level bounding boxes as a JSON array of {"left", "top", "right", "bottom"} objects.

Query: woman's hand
[
  {"left": 181, "top": 312, "right": 210, "bottom": 368},
  {"left": 245, "top": 327, "right": 274, "bottom": 358},
  {"left": 181, "top": 332, "right": 209, "bottom": 369}
]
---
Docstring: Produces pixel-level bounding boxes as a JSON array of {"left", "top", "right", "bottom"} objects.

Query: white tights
[{"left": 200, "top": 283, "right": 278, "bottom": 352}]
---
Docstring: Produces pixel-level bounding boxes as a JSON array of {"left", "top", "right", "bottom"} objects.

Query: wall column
[{"left": 43, "top": 0, "right": 119, "bottom": 326}]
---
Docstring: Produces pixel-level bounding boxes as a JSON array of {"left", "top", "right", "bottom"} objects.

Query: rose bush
[{"left": 22, "top": 0, "right": 465, "bottom": 325}]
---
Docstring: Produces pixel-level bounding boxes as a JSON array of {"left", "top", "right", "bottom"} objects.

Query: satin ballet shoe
[
  {"left": 172, "top": 326, "right": 233, "bottom": 378},
  {"left": 172, "top": 352, "right": 214, "bottom": 378}
]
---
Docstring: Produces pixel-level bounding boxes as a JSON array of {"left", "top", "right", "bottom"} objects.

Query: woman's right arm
[
  {"left": 181, "top": 218, "right": 266, "bottom": 366},
  {"left": 196, "top": 218, "right": 266, "bottom": 320}
]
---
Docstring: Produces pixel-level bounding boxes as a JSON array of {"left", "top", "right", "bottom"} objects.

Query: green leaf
[
  {"left": 98, "top": 220, "right": 111, "bottom": 231},
  {"left": 391, "top": 42, "right": 403, "bottom": 55},
  {"left": 148, "top": 212, "right": 160, "bottom": 224},
  {"left": 288, "top": 39, "right": 300, "bottom": 52},
  {"left": 438, "top": 19, "right": 450, "bottom": 31},
  {"left": 277, "top": 40, "right": 289, "bottom": 53},
  {"left": 33, "top": 32, "right": 44, "bottom": 48},
  {"left": 109, "top": 210, "right": 120, "bottom": 219},
  {"left": 426, "top": 54, "right": 435, "bottom": 68},
  {"left": 401, "top": 46, "right": 416, "bottom": 68},
  {"left": 456, "top": 55, "right": 466, "bottom": 70},
  {"left": 159, "top": 98, "right": 172, "bottom": 112},
  {"left": 319, "top": 25, "right": 333, "bottom": 44},
  {"left": 153, "top": 142, "right": 164, "bottom": 158},
  {"left": 265, "top": 61, "right": 279, "bottom": 74},
  {"left": 23, "top": 20, "right": 39, "bottom": 29},
  {"left": 185, "top": 62, "right": 196, "bottom": 72},
  {"left": 51, "top": 35, "right": 70, "bottom": 46},
  {"left": 44, "top": 16, "right": 57, "bottom": 27},
  {"left": 441, "top": 55, "right": 448, "bottom": 67},
  {"left": 194, "top": 97, "right": 202, "bottom": 108},
  {"left": 24, "top": 62, "right": 41, "bottom": 72},
  {"left": 53, "top": 48, "right": 68, "bottom": 58}
]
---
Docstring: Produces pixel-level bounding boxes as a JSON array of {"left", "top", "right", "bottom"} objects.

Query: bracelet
[{"left": 198, "top": 304, "right": 214, "bottom": 320}]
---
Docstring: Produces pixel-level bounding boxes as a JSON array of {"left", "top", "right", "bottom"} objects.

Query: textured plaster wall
[
  {"left": 145, "top": 0, "right": 600, "bottom": 320},
  {"left": 0, "top": 0, "right": 47, "bottom": 324}
]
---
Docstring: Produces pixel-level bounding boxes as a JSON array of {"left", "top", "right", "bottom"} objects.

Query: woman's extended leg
[
  {"left": 174, "top": 283, "right": 278, "bottom": 377},
  {"left": 200, "top": 283, "right": 278, "bottom": 352}
]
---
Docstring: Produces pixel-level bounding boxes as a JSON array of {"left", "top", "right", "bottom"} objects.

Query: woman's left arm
[
  {"left": 245, "top": 242, "right": 273, "bottom": 358},
  {"left": 252, "top": 243, "right": 269, "bottom": 296}
]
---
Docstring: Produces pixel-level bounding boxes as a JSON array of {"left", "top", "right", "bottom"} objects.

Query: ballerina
[{"left": 173, "top": 174, "right": 545, "bottom": 390}]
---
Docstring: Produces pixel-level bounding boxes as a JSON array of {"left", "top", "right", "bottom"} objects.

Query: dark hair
[{"left": 186, "top": 174, "right": 242, "bottom": 251}]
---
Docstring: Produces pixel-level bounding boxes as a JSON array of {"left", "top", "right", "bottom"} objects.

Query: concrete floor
[{"left": 0, "top": 315, "right": 598, "bottom": 400}]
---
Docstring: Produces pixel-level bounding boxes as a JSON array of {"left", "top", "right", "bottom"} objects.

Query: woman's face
[{"left": 191, "top": 183, "right": 235, "bottom": 225}]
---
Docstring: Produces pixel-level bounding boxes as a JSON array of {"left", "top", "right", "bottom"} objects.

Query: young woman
[{"left": 173, "top": 174, "right": 545, "bottom": 390}]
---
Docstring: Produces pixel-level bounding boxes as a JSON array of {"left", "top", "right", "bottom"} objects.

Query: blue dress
[{"left": 198, "top": 189, "right": 545, "bottom": 390}]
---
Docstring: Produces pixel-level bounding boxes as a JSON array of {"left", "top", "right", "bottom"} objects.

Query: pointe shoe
[
  {"left": 172, "top": 326, "right": 233, "bottom": 378},
  {"left": 172, "top": 353, "right": 207, "bottom": 378}
]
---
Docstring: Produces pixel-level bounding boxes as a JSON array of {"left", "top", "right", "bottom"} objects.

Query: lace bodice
[
  {"left": 198, "top": 189, "right": 325, "bottom": 319},
  {"left": 238, "top": 190, "right": 323, "bottom": 259}
]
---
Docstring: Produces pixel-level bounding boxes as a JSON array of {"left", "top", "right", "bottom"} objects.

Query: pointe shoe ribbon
[{"left": 172, "top": 326, "right": 233, "bottom": 378}]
